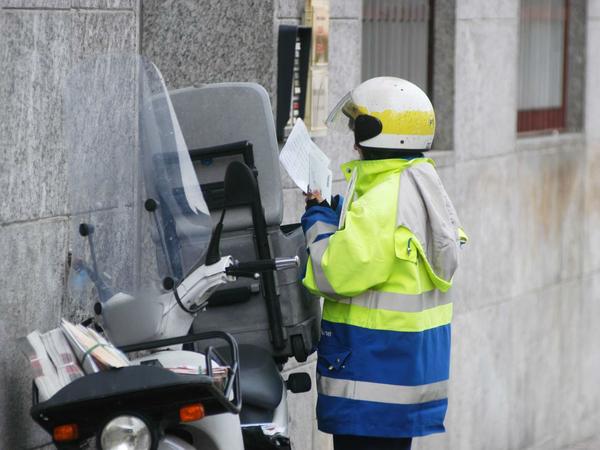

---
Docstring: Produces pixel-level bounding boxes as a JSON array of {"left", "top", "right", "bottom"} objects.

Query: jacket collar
[{"left": 340, "top": 158, "right": 434, "bottom": 195}]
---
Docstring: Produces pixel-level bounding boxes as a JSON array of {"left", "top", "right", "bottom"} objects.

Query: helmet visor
[{"left": 325, "top": 92, "right": 359, "bottom": 133}]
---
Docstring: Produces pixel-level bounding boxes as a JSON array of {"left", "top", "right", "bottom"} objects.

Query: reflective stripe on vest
[
  {"left": 322, "top": 298, "right": 453, "bottom": 333},
  {"left": 306, "top": 221, "right": 338, "bottom": 246},
  {"left": 336, "top": 289, "right": 451, "bottom": 313},
  {"left": 307, "top": 237, "right": 347, "bottom": 300},
  {"left": 317, "top": 374, "right": 448, "bottom": 405}
]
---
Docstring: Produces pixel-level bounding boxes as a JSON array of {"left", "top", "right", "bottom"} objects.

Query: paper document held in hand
[{"left": 279, "top": 119, "right": 332, "bottom": 201}]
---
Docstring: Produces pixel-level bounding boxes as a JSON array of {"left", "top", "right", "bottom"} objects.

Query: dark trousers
[{"left": 333, "top": 435, "right": 412, "bottom": 450}]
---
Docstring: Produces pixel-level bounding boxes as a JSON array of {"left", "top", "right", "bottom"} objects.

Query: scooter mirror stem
[
  {"left": 205, "top": 209, "right": 226, "bottom": 265},
  {"left": 79, "top": 222, "right": 100, "bottom": 281}
]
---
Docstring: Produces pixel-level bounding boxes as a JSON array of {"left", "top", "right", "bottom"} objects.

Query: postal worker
[{"left": 301, "top": 77, "right": 468, "bottom": 450}]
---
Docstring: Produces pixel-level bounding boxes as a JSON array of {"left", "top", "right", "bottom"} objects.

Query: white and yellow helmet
[{"left": 326, "top": 77, "right": 435, "bottom": 151}]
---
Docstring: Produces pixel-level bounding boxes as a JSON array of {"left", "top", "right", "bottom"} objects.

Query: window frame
[
  {"left": 360, "top": 0, "right": 455, "bottom": 150},
  {"left": 517, "top": 0, "right": 570, "bottom": 134}
]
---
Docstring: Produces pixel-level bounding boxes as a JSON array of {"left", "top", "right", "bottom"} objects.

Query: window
[
  {"left": 360, "top": 0, "right": 456, "bottom": 150},
  {"left": 517, "top": 0, "right": 569, "bottom": 133},
  {"left": 362, "top": 0, "right": 432, "bottom": 93}
]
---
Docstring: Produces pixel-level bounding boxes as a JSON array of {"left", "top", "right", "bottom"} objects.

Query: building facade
[{"left": 1, "top": 0, "right": 599, "bottom": 449}]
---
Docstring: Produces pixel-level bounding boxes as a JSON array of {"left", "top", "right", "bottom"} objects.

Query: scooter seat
[{"left": 220, "top": 344, "right": 283, "bottom": 412}]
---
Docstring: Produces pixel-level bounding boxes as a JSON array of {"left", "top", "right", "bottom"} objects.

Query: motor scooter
[{"left": 28, "top": 54, "right": 312, "bottom": 450}]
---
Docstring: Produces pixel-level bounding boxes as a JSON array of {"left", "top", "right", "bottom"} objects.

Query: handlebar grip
[{"left": 274, "top": 256, "right": 300, "bottom": 270}]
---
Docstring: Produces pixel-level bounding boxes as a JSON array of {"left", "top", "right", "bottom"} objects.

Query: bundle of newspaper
[
  {"left": 60, "top": 319, "right": 129, "bottom": 372},
  {"left": 164, "top": 362, "right": 230, "bottom": 391},
  {"left": 21, "top": 320, "right": 130, "bottom": 402},
  {"left": 20, "top": 331, "right": 71, "bottom": 402}
]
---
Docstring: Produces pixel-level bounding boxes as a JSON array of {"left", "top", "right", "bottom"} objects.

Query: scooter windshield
[{"left": 66, "top": 55, "right": 212, "bottom": 307}]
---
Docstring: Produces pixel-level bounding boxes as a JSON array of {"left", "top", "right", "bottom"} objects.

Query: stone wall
[
  {"left": 412, "top": 1, "right": 600, "bottom": 450},
  {"left": 0, "top": 2, "right": 139, "bottom": 448},
  {"left": 1, "top": 0, "right": 600, "bottom": 449}
]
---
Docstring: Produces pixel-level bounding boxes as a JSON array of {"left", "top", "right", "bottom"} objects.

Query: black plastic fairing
[{"left": 30, "top": 366, "right": 234, "bottom": 445}]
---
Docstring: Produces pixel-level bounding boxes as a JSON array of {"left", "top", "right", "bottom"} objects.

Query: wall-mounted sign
[
  {"left": 276, "top": 25, "right": 311, "bottom": 141},
  {"left": 303, "top": 0, "right": 329, "bottom": 136}
]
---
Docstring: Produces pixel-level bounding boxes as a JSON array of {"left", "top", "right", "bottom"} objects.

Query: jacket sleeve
[{"left": 301, "top": 189, "right": 396, "bottom": 299}]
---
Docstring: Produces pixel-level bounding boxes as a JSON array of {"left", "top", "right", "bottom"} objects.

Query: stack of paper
[
  {"left": 279, "top": 118, "right": 332, "bottom": 201},
  {"left": 61, "top": 319, "right": 129, "bottom": 372},
  {"left": 40, "top": 328, "right": 84, "bottom": 386},
  {"left": 164, "top": 361, "right": 230, "bottom": 390},
  {"left": 21, "top": 332, "right": 63, "bottom": 402},
  {"left": 21, "top": 321, "right": 131, "bottom": 401}
]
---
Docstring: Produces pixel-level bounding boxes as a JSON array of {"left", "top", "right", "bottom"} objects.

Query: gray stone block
[
  {"left": 282, "top": 187, "right": 306, "bottom": 225},
  {"left": 71, "top": 8, "right": 137, "bottom": 60},
  {"left": 444, "top": 297, "right": 515, "bottom": 450},
  {"left": 0, "top": 142, "right": 68, "bottom": 224},
  {"left": 277, "top": 0, "right": 360, "bottom": 20},
  {"left": 0, "top": 10, "right": 71, "bottom": 152},
  {"left": 452, "top": 154, "right": 521, "bottom": 313},
  {"left": 0, "top": 8, "right": 137, "bottom": 226},
  {"left": 456, "top": 0, "right": 518, "bottom": 20},
  {"left": 577, "top": 273, "right": 600, "bottom": 435},
  {"left": 566, "top": 0, "right": 586, "bottom": 132},
  {"left": 142, "top": 0, "right": 277, "bottom": 99},
  {"left": 283, "top": 358, "right": 333, "bottom": 450},
  {"left": 512, "top": 145, "right": 585, "bottom": 289},
  {"left": 0, "top": 218, "right": 68, "bottom": 449},
  {"left": 277, "top": 0, "right": 303, "bottom": 19},
  {"left": 330, "top": 0, "right": 361, "bottom": 19},
  {"left": 583, "top": 148, "right": 600, "bottom": 274},
  {"left": 0, "top": 0, "right": 70, "bottom": 7},
  {"left": 454, "top": 145, "right": 586, "bottom": 314},
  {"left": 312, "top": 18, "right": 361, "bottom": 176},
  {"left": 589, "top": 0, "right": 600, "bottom": 19},
  {"left": 284, "top": 360, "right": 319, "bottom": 450},
  {"left": 586, "top": 21, "right": 600, "bottom": 141},
  {"left": 454, "top": 19, "right": 518, "bottom": 161},
  {"left": 74, "top": 0, "right": 136, "bottom": 8},
  {"left": 1, "top": 0, "right": 136, "bottom": 7},
  {"left": 445, "top": 278, "right": 587, "bottom": 450},
  {"left": 431, "top": 0, "right": 456, "bottom": 151}
]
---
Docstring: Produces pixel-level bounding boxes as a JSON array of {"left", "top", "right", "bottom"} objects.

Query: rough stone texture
[
  {"left": 585, "top": 19, "right": 600, "bottom": 143},
  {"left": 0, "top": 219, "right": 68, "bottom": 448},
  {"left": 142, "top": 0, "right": 278, "bottom": 98},
  {"left": 589, "top": 0, "right": 600, "bottom": 19},
  {"left": 456, "top": 0, "right": 518, "bottom": 20},
  {"left": 0, "top": 10, "right": 71, "bottom": 223},
  {"left": 451, "top": 153, "right": 521, "bottom": 313},
  {"left": 2, "top": 2, "right": 600, "bottom": 450},
  {"left": 0, "top": 3, "right": 138, "bottom": 448},
  {"left": 311, "top": 17, "right": 362, "bottom": 181},
  {"left": 431, "top": 0, "right": 456, "bottom": 151},
  {"left": 0, "top": 8, "right": 136, "bottom": 226},
  {"left": 282, "top": 357, "right": 333, "bottom": 450},
  {"left": 0, "top": 0, "right": 134, "bottom": 8},
  {"left": 454, "top": 17, "right": 518, "bottom": 161},
  {"left": 583, "top": 145, "right": 600, "bottom": 274},
  {"left": 278, "top": 0, "right": 361, "bottom": 20},
  {"left": 566, "top": 0, "right": 587, "bottom": 132}
]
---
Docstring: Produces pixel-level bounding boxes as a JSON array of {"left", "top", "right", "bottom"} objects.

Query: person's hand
[{"left": 305, "top": 189, "right": 324, "bottom": 203}]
